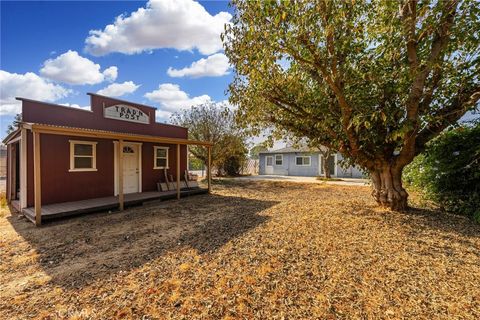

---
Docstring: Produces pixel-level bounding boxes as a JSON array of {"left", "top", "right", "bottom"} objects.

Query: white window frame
[
  {"left": 153, "top": 146, "right": 169, "bottom": 169},
  {"left": 274, "top": 154, "right": 283, "bottom": 166},
  {"left": 69, "top": 140, "right": 97, "bottom": 172},
  {"left": 295, "top": 156, "right": 311, "bottom": 166},
  {"left": 265, "top": 155, "right": 273, "bottom": 167}
]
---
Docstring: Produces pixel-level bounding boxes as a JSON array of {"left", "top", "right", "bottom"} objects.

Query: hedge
[{"left": 403, "top": 123, "right": 480, "bottom": 222}]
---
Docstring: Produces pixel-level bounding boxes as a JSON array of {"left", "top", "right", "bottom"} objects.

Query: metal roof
[{"left": 2, "top": 128, "right": 21, "bottom": 144}]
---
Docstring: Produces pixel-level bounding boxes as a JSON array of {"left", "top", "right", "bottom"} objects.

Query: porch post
[
  {"left": 176, "top": 144, "right": 180, "bottom": 199},
  {"left": 118, "top": 140, "right": 124, "bottom": 211},
  {"left": 33, "top": 132, "right": 42, "bottom": 226},
  {"left": 6, "top": 144, "right": 11, "bottom": 202},
  {"left": 11, "top": 144, "right": 17, "bottom": 202},
  {"left": 20, "top": 129, "right": 27, "bottom": 209},
  {"left": 207, "top": 146, "right": 211, "bottom": 193}
]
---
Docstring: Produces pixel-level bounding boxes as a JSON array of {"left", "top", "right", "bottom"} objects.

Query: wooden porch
[
  {"left": 21, "top": 188, "right": 208, "bottom": 222},
  {"left": 22, "top": 122, "right": 213, "bottom": 226}
]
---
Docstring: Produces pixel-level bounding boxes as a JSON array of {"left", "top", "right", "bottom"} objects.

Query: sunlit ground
[{"left": 0, "top": 180, "right": 478, "bottom": 319}]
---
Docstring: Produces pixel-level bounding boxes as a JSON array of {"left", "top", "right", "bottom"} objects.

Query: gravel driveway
[{"left": 229, "top": 174, "right": 370, "bottom": 186}]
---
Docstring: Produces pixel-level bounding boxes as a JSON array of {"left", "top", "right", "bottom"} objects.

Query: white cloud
[
  {"left": 144, "top": 83, "right": 211, "bottom": 112},
  {"left": 97, "top": 81, "right": 140, "bottom": 97},
  {"left": 145, "top": 83, "right": 212, "bottom": 121},
  {"left": 103, "top": 66, "right": 118, "bottom": 82},
  {"left": 40, "top": 50, "right": 118, "bottom": 85},
  {"left": 0, "top": 70, "right": 70, "bottom": 116},
  {"left": 167, "top": 53, "right": 230, "bottom": 78},
  {"left": 155, "top": 109, "right": 174, "bottom": 122},
  {"left": 59, "top": 103, "right": 91, "bottom": 111},
  {"left": 218, "top": 99, "right": 237, "bottom": 111},
  {"left": 84, "top": 0, "right": 231, "bottom": 56}
]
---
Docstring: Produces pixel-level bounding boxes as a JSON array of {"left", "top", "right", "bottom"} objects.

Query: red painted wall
[
  {"left": 21, "top": 94, "right": 190, "bottom": 206},
  {"left": 142, "top": 143, "right": 188, "bottom": 192},
  {"left": 26, "top": 135, "right": 188, "bottom": 206},
  {"left": 21, "top": 94, "right": 188, "bottom": 138},
  {"left": 27, "top": 134, "right": 114, "bottom": 206}
]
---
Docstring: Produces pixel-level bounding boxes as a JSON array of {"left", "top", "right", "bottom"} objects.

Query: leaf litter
[{"left": 0, "top": 180, "right": 479, "bottom": 319}]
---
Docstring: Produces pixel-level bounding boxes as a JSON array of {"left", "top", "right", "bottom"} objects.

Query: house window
[
  {"left": 123, "top": 146, "right": 134, "bottom": 154},
  {"left": 296, "top": 156, "right": 311, "bottom": 166},
  {"left": 275, "top": 154, "right": 283, "bottom": 165},
  {"left": 266, "top": 156, "right": 273, "bottom": 166},
  {"left": 154, "top": 146, "right": 169, "bottom": 169},
  {"left": 69, "top": 140, "right": 97, "bottom": 172}
]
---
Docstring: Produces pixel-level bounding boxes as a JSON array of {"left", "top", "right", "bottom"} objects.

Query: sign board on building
[{"left": 104, "top": 104, "right": 150, "bottom": 124}]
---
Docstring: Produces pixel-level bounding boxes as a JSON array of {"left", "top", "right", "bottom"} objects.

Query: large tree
[
  {"left": 224, "top": 0, "right": 480, "bottom": 210},
  {"left": 171, "top": 102, "right": 248, "bottom": 176}
]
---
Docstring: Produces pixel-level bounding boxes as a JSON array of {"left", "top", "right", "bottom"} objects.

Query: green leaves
[
  {"left": 170, "top": 102, "right": 248, "bottom": 175},
  {"left": 404, "top": 124, "right": 480, "bottom": 221},
  {"left": 224, "top": 0, "right": 480, "bottom": 171}
]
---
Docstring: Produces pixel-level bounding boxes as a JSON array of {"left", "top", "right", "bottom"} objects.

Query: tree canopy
[
  {"left": 249, "top": 143, "right": 268, "bottom": 160},
  {"left": 170, "top": 102, "right": 248, "bottom": 176},
  {"left": 224, "top": 0, "right": 480, "bottom": 210},
  {"left": 6, "top": 113, "right": 22, "bottom": 135}
]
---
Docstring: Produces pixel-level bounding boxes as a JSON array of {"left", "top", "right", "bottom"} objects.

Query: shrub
[
  {"left": 221, "top": 154, "right": 247, "bottom": 176},
  {"left": 403, "top": 124, "right": 480, "bottom": 222}
]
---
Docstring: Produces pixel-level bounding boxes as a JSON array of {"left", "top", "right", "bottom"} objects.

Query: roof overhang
[
  {"left": 2, "top": 128, "right": 22, "bottom": 145},
  {"left": 23, "top": 123, "right": 212, "bottom": 146}
]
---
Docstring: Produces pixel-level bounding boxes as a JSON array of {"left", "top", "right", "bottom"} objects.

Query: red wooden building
[{"left": 3, "top": 93, "right": 212, "bottom": 226}]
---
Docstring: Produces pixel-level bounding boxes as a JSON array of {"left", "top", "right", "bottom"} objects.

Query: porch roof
[
  {"left": 2, "top": 127, "right": 21, "bottom": 144},
  {"left": 22, "top": 122, "right": 213, "bottom": 146}
]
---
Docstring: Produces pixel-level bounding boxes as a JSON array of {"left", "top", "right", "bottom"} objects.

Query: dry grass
[
  {"left": 0, "top": 180, "right": 479, "bottom": 319},
  {"left": 0, "top": 192, "right": 7, "bottom": 218}
]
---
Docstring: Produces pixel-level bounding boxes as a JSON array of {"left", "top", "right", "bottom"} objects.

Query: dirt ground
[
  {"left": 230, "top": 175, "right": 370, "bottom": 186},
  {"left": 0, "top": 180, "right": 479, "bottom": 319}
]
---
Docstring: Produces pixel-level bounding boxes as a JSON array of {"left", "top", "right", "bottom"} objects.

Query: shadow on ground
[
  {"left": 401, "top": 207, "right": 480, "bottom": 237},
  {"left": 342, "top": 199, "right": 480, "bottom": 238},
  {"left": 7, "top": 193, "right": 277, "bottom": 289}
]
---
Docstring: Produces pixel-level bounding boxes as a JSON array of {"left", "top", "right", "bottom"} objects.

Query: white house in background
[{"left": 258, "top": 146, "right": 365, "bottom": 178}]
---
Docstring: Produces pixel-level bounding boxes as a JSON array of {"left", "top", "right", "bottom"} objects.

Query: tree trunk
[
  {"left": 370, "top": 165, "right": 409, "bottom": 211},
  {"left": 320, "top": 148, "right": 332, "bottom": 179},
  {"left": 323, "top": 158, "right": 331, "bottom": 179}
]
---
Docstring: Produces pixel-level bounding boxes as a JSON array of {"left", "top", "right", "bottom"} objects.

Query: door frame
[
  {"left": 265, "top": 155, "right": 274, "bottom": 174},
  {"left": 114, "top": 141, "right": 142, "bottom": 195},
  {"left": 8, "top": 142, "right": 17, "bottom": 200},
  {"left": 318, "top": 153, "right": 338, "bottom": 177},
  {"left": 5, "top": 131, "right": 26, "bottom": 207}
]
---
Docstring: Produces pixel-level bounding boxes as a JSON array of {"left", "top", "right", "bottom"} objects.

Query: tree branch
[
  {"left": 401, "top": 0, "right": 419, "bottom": 73},
  {"left": 405, "top": 0, "right": 458, "bottom": 121},
  {"left": 396, "top": 0, "right": 458, "bottom": 169},
  {"left": 415, "top": 85, "right": 480, "bottom": 154}
]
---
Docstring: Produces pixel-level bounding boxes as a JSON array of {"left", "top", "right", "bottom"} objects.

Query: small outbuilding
[
  {"left": 3, "top": 93, "right": 212, "bottom": 225},
  {"left": 259, "top": 147, "right": 364, "bottom": 178}
]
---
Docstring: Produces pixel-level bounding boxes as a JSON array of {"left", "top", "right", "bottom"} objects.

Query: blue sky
[{"left": 1, "top": 0, "right": 235, "bottom": 140}]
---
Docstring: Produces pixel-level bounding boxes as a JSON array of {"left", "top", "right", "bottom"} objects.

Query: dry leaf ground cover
[{"left": 0, "top": 180, "right": 479, "bottom": 319}]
